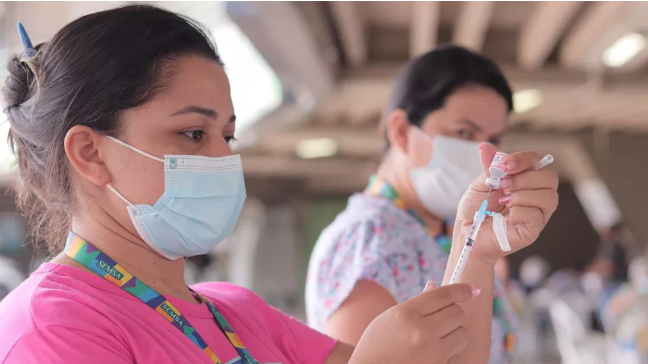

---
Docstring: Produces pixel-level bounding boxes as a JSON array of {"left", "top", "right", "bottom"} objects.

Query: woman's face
[
  {"left": 101, "top": 56, "right": 235, "bottom": 210},
  {"left": 407, "top": 86, "right": 508, "bottom": 167}
]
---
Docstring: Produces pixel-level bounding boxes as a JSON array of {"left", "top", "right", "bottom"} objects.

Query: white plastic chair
[{"left": 549, "top": 299, "right": 608, "bottom": 364}]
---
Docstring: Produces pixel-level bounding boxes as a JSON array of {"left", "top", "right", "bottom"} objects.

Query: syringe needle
[{"left": 486, "top": 188, "right": 493, "bottom": 200}]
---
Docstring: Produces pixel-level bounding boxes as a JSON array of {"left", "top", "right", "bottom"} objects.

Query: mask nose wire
[{"left": 103, "top": 135, "right": 165, "bottom": 207}]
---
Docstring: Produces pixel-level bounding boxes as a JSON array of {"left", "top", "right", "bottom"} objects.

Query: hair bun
[{"left": 2, "top": 54, "right": 38, "bottom": 113}]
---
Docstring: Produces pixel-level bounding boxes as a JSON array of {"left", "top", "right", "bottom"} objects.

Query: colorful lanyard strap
[
  {"left": 364, "top": 176, "right": 517, "bottom": 354},
  {"left": 64, "top": 232, "right": 258, "bottom": 364},
  {"left": 365, "top": 175, "right": 452, "bottom": 253}
]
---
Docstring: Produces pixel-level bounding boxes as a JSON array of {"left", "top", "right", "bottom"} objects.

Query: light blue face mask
[{"left": 105, "top": 137, "right": 246, "bottom": 260}]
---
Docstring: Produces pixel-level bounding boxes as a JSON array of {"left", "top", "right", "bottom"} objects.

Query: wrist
[
  {"left": 451, "top": 227, "right": 498, "bottom": 267},
  {"left": 468, "top": 251, "right": 498, "bottom": 270}
]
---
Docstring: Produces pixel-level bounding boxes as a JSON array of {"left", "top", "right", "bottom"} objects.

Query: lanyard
[
  {"left": 64, "top": 232, "right": 258, "bottom": 364},
  {"left": 365, "top": 175, "right": 452, "bottom": 253},
  {"left": 364, "top": 176, "right": 517, "bottom": 353}
]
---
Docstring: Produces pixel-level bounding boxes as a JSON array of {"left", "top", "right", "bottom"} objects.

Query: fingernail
[
  {"left": 499, "top": 177, "right": 512, "bottom": 189},
  {"left": 472, "top": 286, "right": 481, "bottom": 298},
  {"left": 479, "top": 143, "right": 485, "bottom": 151},
  {"left": 423, "top": 280, "right": 436, "bottom": 292},
  {"left": 499, "top": 195, "right": 511, "bottom": 205},
  {"left": 505, "top": 161, "right": 517, "bottom": 172}
]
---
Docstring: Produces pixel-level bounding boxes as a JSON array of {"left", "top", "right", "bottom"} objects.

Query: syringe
[
  {"left": 530, "top": 154, "right": 554, "bottom": 171},
  {"left": 449, "top": 199, "right": 489, "bottom": 285},
  {"left": 448, "top": 154, "right": 555, "bottom": 285}
]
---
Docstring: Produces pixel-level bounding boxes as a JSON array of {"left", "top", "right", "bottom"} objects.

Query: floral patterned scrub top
[{"left": 305, "top": 177, "right": 519, "bottom": 364}]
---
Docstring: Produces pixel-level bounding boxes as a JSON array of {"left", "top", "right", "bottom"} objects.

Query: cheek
[
  {"left": 407, "top": 135, "right": 435, "bottom": 168},
  {"left": 112, "top": 156, "right": 166, "bottom": 205}
]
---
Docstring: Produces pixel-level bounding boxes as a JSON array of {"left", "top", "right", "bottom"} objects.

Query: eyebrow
[
  {"left": 171, "top": 106, "right": 236, "bottom": 123},
  {"left": 458, "top": 119, "right": 483, "bottom": 132}
]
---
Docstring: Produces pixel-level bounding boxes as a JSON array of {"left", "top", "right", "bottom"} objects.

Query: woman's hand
[
  {"left": 348, "top": 283, "right": 477, "bottom": 364},
  {"left": 456, "top": 143, "right": 559, "bottom": 265}
]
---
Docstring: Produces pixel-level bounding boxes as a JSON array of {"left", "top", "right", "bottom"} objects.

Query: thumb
[{"left": 479, "top": 142, "right": 499, "bottom": 176}]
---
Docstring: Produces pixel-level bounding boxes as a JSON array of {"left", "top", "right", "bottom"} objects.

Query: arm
[
  {"left": 329, "top": 284, "right": 476, "bottom": 364},
  {"left": 443, "top": 145, "right": 559, "bottom": 363},
  {"left": 442, "top": 237, "right": 495, "bottom": 363},
  {"left": 324, "top": 280, "right": 397, "bottom": 345}
]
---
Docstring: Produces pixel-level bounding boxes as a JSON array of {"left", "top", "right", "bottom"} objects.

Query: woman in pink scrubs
[{"left": 0, "top": 5, "right": 556, "bottom": 364}]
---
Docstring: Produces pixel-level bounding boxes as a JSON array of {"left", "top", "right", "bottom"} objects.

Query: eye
[
  {"left": 224, "top": 135, "right": 237, "bottom": 145},
  {"left": 457, "top": 129, "right": 473, "bottom": 139},
  {"left": 182, "top": 130, "right": 206, "bottom": 143}
]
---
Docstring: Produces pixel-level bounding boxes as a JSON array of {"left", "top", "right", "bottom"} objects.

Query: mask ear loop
[
  {"left": 106, "top": 184, "right": 134, "bottom": 207},
  {"left": 104, "top": 136, "right": 165, "bottom": 163},
  {"left": 103, "top": 136, "right": 164, "bottom": 207}
]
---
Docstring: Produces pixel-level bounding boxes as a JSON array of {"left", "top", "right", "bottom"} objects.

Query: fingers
[
  {"left": 507, "top": 205, "right": 546, "bottom": 228},
  {"left": 407, "top": 283, "right": 476, "bottom": 316},
  {"left": 447, "top": 356, "right": 459, "bottom": 364},
  {"left": 441, "top": 326, "right": 469, "bottom": 359},
  {"left": 500, "top": 169, "right": 559, "bottom": 192},
  {"left": 503, "top": 151, "right": 541, "bottom": 173},
  {"left": 478, "top": 142, "right": 498, "bottom": 176},
  {"left": 424, "top": 304, "right": 466, "bottom": 337},
  {"left": 501, "top": 189, "right": 559, "bottom": 222}
]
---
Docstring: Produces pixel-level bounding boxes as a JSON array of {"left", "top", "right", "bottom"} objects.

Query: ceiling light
[
  {"left": 513, "top": 89, "right": 543, "bottom": 114},
  {"left": 603, "top": 33, "right": 646, "bottom": 68},
  {"left": 295, "top": 138, "right": 338, "bottom": 159}
]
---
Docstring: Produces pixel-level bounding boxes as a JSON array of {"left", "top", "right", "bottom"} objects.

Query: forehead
[
  {"left": 152, "top": 56, "right": 233, "bottom": 114},
  {"left": 441, "top": 86, "right": 509, "bottom": 132}
]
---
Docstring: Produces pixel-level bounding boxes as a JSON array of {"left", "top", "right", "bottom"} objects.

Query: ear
[
  {"left": 385, "top": 109, "right": 411, "bottom": 154},
  {"left": 64, "top": 126, "right": 111, "bottom": 187}
]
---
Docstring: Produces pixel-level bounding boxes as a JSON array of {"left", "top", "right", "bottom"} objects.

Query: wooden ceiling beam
[
  {"left": 559, "top": 1, "right": 627, "bottom": 70},
  {"left": 410, "top": 1, "right": 440, "bottom": 58},
  {"left": 518, "top": 1, "right": 582, "bottom": 69},
  {"left": 453, "top": 1, "right": 495, "bottom": 52},
  {"left": 330, "top": 1, "right": 367, "bottom": 67}
]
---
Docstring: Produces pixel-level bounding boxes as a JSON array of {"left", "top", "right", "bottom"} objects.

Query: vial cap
[{"left": 485, "top": 177, "right": 500, "bottom": 189}]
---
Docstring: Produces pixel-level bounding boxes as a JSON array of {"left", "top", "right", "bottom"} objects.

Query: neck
[
  {"left": 54, "top": 203, "right": 198, "bottom": 304},
  {"left": 376, "top": 152, "right": 442, "bottom": 231}
]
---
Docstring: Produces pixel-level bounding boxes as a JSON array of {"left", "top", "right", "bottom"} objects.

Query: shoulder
[
  {"left": 312, "top": 194, "right": 421, "bottom": 258},
  {"left": 306, "top": 196, "right": 429, "bottom": 327}
]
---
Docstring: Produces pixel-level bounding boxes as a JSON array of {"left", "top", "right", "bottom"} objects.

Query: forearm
[{"left": 443, "top": 230, "right": 495, "bottom": 364}]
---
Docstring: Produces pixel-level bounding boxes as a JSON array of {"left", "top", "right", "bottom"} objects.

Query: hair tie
[{"left": 18, "top": 23, "right": 36, "bottom": 57}]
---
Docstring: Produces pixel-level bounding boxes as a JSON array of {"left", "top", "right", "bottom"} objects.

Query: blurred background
[{"left": 2, "top": 1, "right": 648, "bottom": 363}]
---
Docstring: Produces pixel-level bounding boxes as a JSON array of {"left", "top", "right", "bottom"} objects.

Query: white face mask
[{"left": 409, "top": 129, "right": 483, "bottom": 219}]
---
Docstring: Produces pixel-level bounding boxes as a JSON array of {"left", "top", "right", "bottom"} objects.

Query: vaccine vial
[{"left": 486, "top": 152, "right": 508, "bottom": 189}]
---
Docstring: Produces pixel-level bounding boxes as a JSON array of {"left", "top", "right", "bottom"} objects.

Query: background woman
[{"left": 306, "top": 45, "right": 559, "bottom": 363}]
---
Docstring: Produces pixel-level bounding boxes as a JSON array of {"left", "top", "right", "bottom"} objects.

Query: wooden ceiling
[
  {"left": 238, "top": 1, "right": 648, "bottom": 195},
  {"left": 2, "top": 1, "right": 646, "bottom": 195}
]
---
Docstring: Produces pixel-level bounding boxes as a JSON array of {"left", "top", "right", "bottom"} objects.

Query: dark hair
[
  {"left": 2, "top": 5, "right": 223, "bottom": 252},
  {"left": 384, "top": 45, "right": 513, "bottom": 149}
]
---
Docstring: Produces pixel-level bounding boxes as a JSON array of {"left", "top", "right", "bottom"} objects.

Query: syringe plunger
[{"left": 530, "top": 154, "right": 554, "bottom": 171}]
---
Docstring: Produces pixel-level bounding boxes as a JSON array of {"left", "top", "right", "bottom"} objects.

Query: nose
[{"left": 209, "top": 136, "right": 234, "bottom": 158}]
